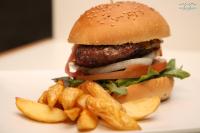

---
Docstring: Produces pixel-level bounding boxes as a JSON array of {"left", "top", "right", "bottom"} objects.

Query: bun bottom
[{"left": 114, "top": 77, "right": 174, "bottom": 103}]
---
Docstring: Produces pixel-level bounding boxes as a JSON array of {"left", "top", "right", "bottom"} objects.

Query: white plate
[{"left": 0, "top": 69, "right": 200, "bottom": 133}]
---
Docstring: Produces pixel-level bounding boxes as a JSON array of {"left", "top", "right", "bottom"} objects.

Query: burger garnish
[
  {"left": 57, "top": 2, "right": 190, "bottom": 100},
  {"left": 54, "top": 59, "right": 189, "bottom": 96}
]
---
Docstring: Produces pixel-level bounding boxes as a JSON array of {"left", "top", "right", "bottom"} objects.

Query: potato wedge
[
  {"left": 86, "top": 96, "right": 141, "bottom": 130},
  {"left": 76, "top": 94, "right": 90, "bottom": 109},
  {"left": 77, "top": 109, "right": 98, "bottom": 131},
  {"left": 16, "top": 97, "right": 67, "bottom": 123},
  {"left": 122, "top": 96, "right": 160, "bottom": 120},
  {"left": 78, "top": 82, "right": 89, "bottom": 94},
  {"left": 59, "top": 87, "right": 83, "bottom": 110},
  {"left": 64, "top": 107, "right": 81, "bottom": 121},
  {"left": 47, "top": 83, "right": 64, "bottom": 108},
  {"left": 38, "top": 90, "right": 48, "bottom": 104},
  {"left": 82, "top": 81, "right": 122, "bottom": 110}
]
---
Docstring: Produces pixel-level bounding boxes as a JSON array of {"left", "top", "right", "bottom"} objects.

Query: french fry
[
  {"left": 86, "top": 96, "right": 141, "bottom": 130},
  {"left": 122, "top": 96, "right": 160, "bottom": 120},
  {"left": 76, "top": 94, "right": 90, "bottom": 109},
  {"left": 64, "top": 107, "right": 81, "bottom": 121},
  {"left": 77, "top": 109, "right": 98, "bottom": 131},
  {"left": 38, "top": 90, "right": 48, "bottom": 104},
  {"left": 59, "top": 88, "right": 83, "bottom": 110},
  {"left": 16, "top": 97, "right": 67, "bottom": 123},
  {"left": 82, "top": 81, "right": 122, "bottom": 110},
  {"left": 47, "top": 83, "right": 64, "bottom": 108}
]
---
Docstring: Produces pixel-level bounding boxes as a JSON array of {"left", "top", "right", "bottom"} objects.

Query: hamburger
[{"left": 57, "top": 1, "right": 190, "bottom": 102}]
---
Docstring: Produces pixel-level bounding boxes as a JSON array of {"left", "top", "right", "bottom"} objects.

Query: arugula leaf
[
  {"left": 115, "top": 68, "right": 159, "bottom": 87},
  {"left": 136, "top": 68, "right": 159, "bottom": 83},
  {"left": 160, "top": 59, "right": 190, "bottom": 79},
  {"left": 115, "top": 78, "right": 137, "bottom": 87},
  {"left": 98, "top": 68, "right": 161, "bottom": 95},
  {"left": 52, "top": 77, "right": 84, "bottom": 87},
  {"left": 104, "top": 81, "right": 127, "bottom": 96},
  {"left": 166, "top": 58, "right": 176, "bottom": 70},
  {"left": 52, "top": 59, "right": 190, "bottom": 96},
  {"left": 68, "top": 79, "right": 84, "bottom": 87},
  {"left": 161, "top": 67, "right": 190, "bottom": 79},
  {"left": 96, "top": 80, "right": 110, "bottom": 90}
]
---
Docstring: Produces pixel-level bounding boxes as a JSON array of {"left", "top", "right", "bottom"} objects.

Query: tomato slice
[{"left": 75, "top": 59, "right": 167, "bottom": 80}]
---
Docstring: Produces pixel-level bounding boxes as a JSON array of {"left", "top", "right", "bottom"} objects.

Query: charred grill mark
[{"left": 75, "top": 39, "right": 161, "bottom": 68}]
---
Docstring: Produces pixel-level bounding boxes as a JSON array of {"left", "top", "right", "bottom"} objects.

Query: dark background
[{"left": 0, "top": 0, "right": 52, "bottom": 52}]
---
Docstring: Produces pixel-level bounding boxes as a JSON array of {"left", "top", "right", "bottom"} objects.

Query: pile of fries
[{"left": 16, "top": 80, "right": 160, "bottom": 131}]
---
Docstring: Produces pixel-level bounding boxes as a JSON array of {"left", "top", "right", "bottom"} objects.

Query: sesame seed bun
[
  {"left": 68, "top": 1, "right": 170, "bottom": 45},
  {"left": 114, "top": 77, "right": 174, "bottom": 103}
]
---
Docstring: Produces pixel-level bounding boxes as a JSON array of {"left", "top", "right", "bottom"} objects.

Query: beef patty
[{"left": 75, "top": 39, "right": 161, "bottom": 68}]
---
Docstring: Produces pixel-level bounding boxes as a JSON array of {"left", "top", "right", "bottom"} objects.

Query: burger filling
[
  {"left": 76, "top": 39, "right": 161, "bottom": 68},
  {"left": 66, "top": 39, "right": 163, "bottom": 77},
  {"left": 61, "top": 39, "right": 190, "bottom": 96}
]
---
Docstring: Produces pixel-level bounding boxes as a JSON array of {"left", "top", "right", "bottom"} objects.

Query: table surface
[
  {"left": 0, "top": 39, "right": 70, "bottom": 70},
  {"left": 0, "top": 39, "right": 200, "bottom": 133}
]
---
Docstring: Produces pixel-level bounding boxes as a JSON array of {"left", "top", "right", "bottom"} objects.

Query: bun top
[{"left": 68, "top": 1, "right": 170, "bottom": 45}]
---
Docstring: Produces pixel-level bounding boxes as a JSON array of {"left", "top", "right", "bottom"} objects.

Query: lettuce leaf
[
  {"left": 115, "top": 68, "right": 159, "bottom": 87},
  {"left": 104, "top": 81, "right": 127, "bottom": 96},
  {"left": 162, "top": 67, "right": 190, "bottom": 79},
  {"left": 160, "top": 59, "right": 190, "bottom": 79},
  {"left": 53, "top": 59, "right": 190, "bottom": 95},
  {"left": 115, "top": 59, "right": 190, "bottom": 87},
  {"left": 52, "top": 77, "right": 84, "bottom": 87},
  {"left": 166, "top": 58, "right": 176, "bottom": 70}
]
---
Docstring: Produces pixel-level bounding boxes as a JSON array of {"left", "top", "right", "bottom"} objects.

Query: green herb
[
  {"left": 136, "top": 68, "right": 159, "bottom": 83},
  {"left": 161, "top": 68, "right": 190, "bottom": 79},
  {"left": 115, "top": 78, "right": 137, "bottom": 87},
  {"left": 68, "top": 79, "right": 84, "bottom": 87},
  {"left": 52, "top": 77, "right": 84, "bottom": 87},
  {"left": 108, "top": 59, "right": 190, "bottom": 95},
  {"left": 52, "top": 59, "right": 190, "bottom": 96},
  {"left": 160, "top": 59, "right": 190, "bottom": 79},
  {"left": 166, "top": 58, "right": 176, "bottom": 70},
  {"left": 103, "top": 81, "right": 127, "bottom": 96},
  {"left": 115, "top": 68, "right": 159, "bottom": 87}
]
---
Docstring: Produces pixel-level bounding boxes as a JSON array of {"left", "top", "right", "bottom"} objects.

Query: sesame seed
[
  {"left": 137, "top": 10, "right": 144, "bottom": 15},
  {"left": 127, "top": 13, "right": 132, "bottom": 16},
  {"left": 150, "top": 7, "right": 155, "bottom": 11}
]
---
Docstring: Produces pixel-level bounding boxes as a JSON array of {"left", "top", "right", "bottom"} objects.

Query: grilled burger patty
[{"left": 75, "top": 39, "right": 161, "bottom": 68}]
